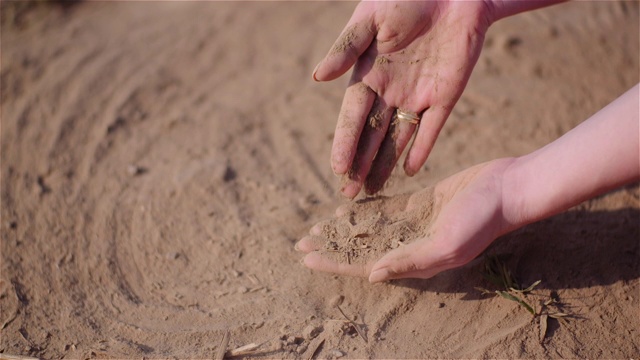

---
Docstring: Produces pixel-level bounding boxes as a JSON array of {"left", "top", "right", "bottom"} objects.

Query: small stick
[
  {"left": 307, "top": 339, "right": 325, "bottom": 360},
  {"left": 228, "top": 343, "right": 261, "bottom": 357},
  {"left": 336, "top": 305, "right": 367, "bottom": 343},
  {"left": 0, "top": 355, "right": 40, "bottom": 360},
  {"left": 215, "top": 331, "right": 229, "bottom": 360}
]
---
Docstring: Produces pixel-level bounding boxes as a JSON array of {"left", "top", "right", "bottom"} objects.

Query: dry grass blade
[
  {"left": 548, "top": 312, "right": 569, "bottom": 319},
  {"left": 336, "top": 305, "right": 368, "bottom": 343},
  {"left": 511, "top": 280, "right": 542, "bottom": 294},
  {"left": 496, "top": 290, "right": 535, "bottom": 315},
  {"left": 539, "top": 314, "right": 548, "bottom": 343},
  {"left": 474, "top": 286, "right": 493, "bottom": 295},
  {"left": 307, "top": 339, "right": 325, "bottom": 360},
  {"left": 228, "top": 343, "right": 262, "bottom": 357},
  {"left": 215, "top": 331, "right": 230, "bottom": 360},
  {"left": 0, "top": 355, "right": 40, "bottom": 360}
]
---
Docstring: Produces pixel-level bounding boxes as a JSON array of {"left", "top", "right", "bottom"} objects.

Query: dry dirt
[
  {"left": 1, "top": 1, "right": 639, "bottom": 359},
  {"left": 315, "top": 190, "right": 435, "bottom": 266}
]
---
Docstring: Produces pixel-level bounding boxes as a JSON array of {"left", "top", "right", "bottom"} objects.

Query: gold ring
[{"left": 395, "top": 109, "right": 420, "bottom": 125}]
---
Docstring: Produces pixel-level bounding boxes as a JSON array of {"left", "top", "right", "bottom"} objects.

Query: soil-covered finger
[
  {"left": 314, "top": 19, "right": 376, "bottom": 82},
  {"left": 296, "top": 235, "right": 330, "bottom": 253},
  {"left": 340, "top": 99, "right": 393, "bottom": 198},
  {"left": 331, "top": 82, "right": 376, "bottom": 175},
  {"left": 309, "top": 218, "right": 352, "bottom": 238}
]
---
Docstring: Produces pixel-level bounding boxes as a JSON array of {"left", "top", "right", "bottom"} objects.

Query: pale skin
[
  {"left": 302, "top": 0, "right": 638, "bottom": 282},
  {"left": 297, "top": 84, "right": 639, "bottom": 283},
  {"left": 314, "top": 0, "right": 566, "bottom": 198}
]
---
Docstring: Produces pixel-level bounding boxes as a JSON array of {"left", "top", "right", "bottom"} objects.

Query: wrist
[{"left": 499, "top": 155, "right": 534, "bottom": 234}]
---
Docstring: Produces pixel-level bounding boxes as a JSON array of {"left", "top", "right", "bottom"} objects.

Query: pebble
[
  {"left": 302, "top": 324, "right": 323, "bottom": 340},
  {"left": 127, "top": 164, "right": 144, "bottom": 176},
  {"left": 329, "top": 349, "right": 345, "bottom": 358}
]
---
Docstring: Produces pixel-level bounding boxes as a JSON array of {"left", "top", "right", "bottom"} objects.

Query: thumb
[
  {"left": 313, "top": 7, "right": 376, "bottom": 82},
  {"left": 368, "top": 238, "right": 448, "bottom": 283}
]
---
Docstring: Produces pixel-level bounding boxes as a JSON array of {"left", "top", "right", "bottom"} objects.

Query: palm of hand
[
  {"left": 315, "top": 1, "right": 491, "bottom": 198},
  {"left": 296, "top": 159, "right": 512, "bottom": 283}
]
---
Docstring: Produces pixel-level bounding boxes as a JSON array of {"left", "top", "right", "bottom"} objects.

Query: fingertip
[
  {"left": 332, "top": 164, "right": 348, "bottom": 177},
  {"left": 403, "top": 157, "right": 420, "bottom": 177},
  {"left": 297, "top": 237, "right": 324, "bottom": 254},
  {"left": 312, "top": 62, "right": 322, "bottom": 82},
  {"left": 340, "top": 177, "right": 362, "bottom": 199},
  {"left": 363, "top": 177, "right": 383, "bottom": 196},
  {"left": 331, "top": 153, "right": 350, "bottom": 176},
  {"left": 302, "top": 251, "right": 323, "bottom": 269},
  {"left": 335, "top": 204, "right": 352, "bottom": 217},
  {"left": 309, "top": 223, "right": 323, "bottom": 236}
]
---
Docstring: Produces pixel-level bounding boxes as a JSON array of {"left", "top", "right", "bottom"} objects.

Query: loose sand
[{"left": 1, "top": 1, "right": 638, "bottom": 359}]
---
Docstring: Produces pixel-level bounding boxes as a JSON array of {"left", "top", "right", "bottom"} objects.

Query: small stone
[
  {"left": 251, "top": 321, "right": 264, "bottom": 329},
  {"left": 237, "top": 286, "right": 248, "bottom": 294},
  {"left": 296, "top": 344, "right": 308, "bottom": 354},
  {"left": 329, "top": 349, "right": 345, "bottom": 358},
  {"left": 302, "top": 324, "right": 323, "bottom": 340},
  {"left": 127, "top": 164, "right": 145, "bottom": 176},
  {"left": 438, "top": 303, "right": 445, "bottom": 308}
]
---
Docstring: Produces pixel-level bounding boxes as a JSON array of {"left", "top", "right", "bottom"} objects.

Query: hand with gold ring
[
  {"left": 314, "top": 1, "right": 493, "bottom": 198},
  {"left": 313, "top": 1, "right": 495, "bottom": 198}
]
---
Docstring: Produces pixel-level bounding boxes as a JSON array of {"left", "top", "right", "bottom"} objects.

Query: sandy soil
[{"left": 1, "top": 1, "right": 638, "bottom": 359}]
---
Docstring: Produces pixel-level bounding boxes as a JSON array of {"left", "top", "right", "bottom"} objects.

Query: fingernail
[
  {"left": 312, "top": 63, "right": 320, "bottom": 82},
  {"left": 299, "top": 257, "right": 307, "bottom": 266},
  {"left": 294, "top": 242, "right": 301, "bottom": 251},
  {"left": 369, "top": 269, "right": 388, "bottom": 283}
]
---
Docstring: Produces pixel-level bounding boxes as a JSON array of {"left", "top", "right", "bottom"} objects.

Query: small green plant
[{"left": 476, "top": 255, "right": 573, "bottom": 341}]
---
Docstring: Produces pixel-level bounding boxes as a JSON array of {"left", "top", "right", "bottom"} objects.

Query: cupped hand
[
  {"left": 314, "top": 1, "right": 492, "bottom": 198},
  {"left": 296, "top": 158, "right": 516, "bottom": 283}
]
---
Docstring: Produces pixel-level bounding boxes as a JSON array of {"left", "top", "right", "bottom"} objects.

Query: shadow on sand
[{"left": 396, "top": 205, "right": 639, "bottom": 299}]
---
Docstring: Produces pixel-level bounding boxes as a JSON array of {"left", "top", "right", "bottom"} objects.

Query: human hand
[
  {"left": 314, "top": 1, "right": 492, "bottom": 198},
  {"left": 296, "top": 158, "right": 515, "bottom": 282}
]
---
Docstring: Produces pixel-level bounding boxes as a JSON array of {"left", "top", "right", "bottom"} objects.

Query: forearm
[
  {"left": 487, "top": 0, "right": 568, "bottom": 23},
  {"left": 502, "top": 84, "right": 640, "bottom": 232}
]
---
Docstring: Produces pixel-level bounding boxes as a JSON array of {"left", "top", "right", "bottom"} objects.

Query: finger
[
  {"left": 295, "top": 235, "right": 328, "bottom": 253},
  {"left": 309, "top": 219, "right": 336, "bottom": 236},
  {"left": 368, "top": 240, "right": 447, "bottom": 283},
  {"left": 364, "top": 114, "right": 418, "bottom": 194},
  {"left": 340, "top": 99, "right": 393, "bottom": 198},
  {"left": 313, "top": 7, "right": 376, "bottom": 82},
  {"left": 302, "top": 251, "right": 372, "bottom": 278},
  {"left": 403, "top": 105, "right": 451, "bottom": 176},
  {"left": 331, "top": 83, "right": 376, "bottom": 176}
]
